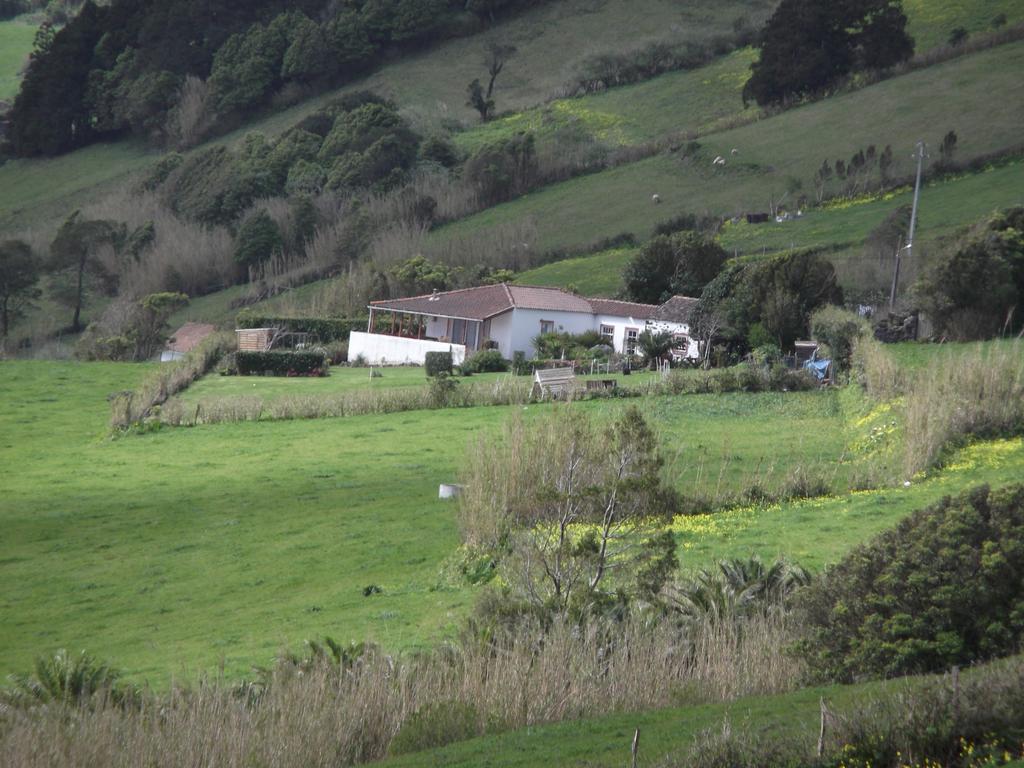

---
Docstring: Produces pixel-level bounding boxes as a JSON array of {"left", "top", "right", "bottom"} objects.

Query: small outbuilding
[{"left": 161, "top": 322, "right": 216, "bottom": 362}]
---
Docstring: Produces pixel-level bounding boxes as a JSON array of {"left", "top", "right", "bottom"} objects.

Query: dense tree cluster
[
  {"left": 623, "top": 232, "right": 728, "bottom": 305},
  {"left": 915, "top": 206, "right": 1024, "bottom": 339},
  {"left": 799, "top": 483, "right": 1024, "bottom": 681},
  {"left": 6, "top": 0, "right": 552, "bottom": 156},
  {"left": 695, "top": 249, "right": 843, "bottom": 353},
  {"left": 743, "top": 0, "right": 914, "bottom": 106},
  {"left": 158, "top": 94, "right": 420, "bottom": 226}
]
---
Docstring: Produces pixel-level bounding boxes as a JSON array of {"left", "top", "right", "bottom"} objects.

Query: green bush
[
  {"left": 388, "top": 701, "right": 480, "bottom": 756},
  {"left": 235, "top": 351, "right": 327, "bottom": 376},
  {"left": 798, "top": 483, "right": 1024, "bottom": 682},
  {"left": 424, "top": 351, "right": 453, "bottom": 377},
  {"left": 511, "top": 351, "right": 528, "bottom": 375},
  {"left": 810, "top": 305, "right": 868, "bottom": 371},
  {"left": 463, "top": 349, "right": 508, "bottom": 373}
]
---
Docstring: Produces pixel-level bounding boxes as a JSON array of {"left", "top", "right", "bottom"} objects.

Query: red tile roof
[
  {"left": 589, "top": 298, "right": 658, "bottom": 320},
  {"left": 166, "top": 322, "right": 216, "bottom": 353},
  {"left": 369, "top": 284, "right": 598, "bottom": 320},
  {"left": 651, "top": 295, "right": 699, "bottom": 324}
]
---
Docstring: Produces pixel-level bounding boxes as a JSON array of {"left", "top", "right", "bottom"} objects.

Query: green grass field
[
  {"left": 4, "top": 348, "right": 1024, "bottom": 682},
  {"left": 0, "top": 18, "right": 35, "bottom": 101}
]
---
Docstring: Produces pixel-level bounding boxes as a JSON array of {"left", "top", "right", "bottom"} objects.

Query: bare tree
[{"left": 461, "top": 406, "right": 678, "bottom": 613}]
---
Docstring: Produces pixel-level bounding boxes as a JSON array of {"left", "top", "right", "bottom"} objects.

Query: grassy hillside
[
  {"left": 514, "top": 161, "right": 1024, "bottom": 298},
  {"left": 434, "top": 40, "right": 1024, "bottom": 254},
  {"left": 453, "top": 47, "right": 759, "bottom": 153},
  {"left": 515, "top": 246, "right": 637, "bottom": 295},
  {"left": 0, "top": 0, "right": 764, "bottom": 234},
  {"left": 3, "top": 0, "right": 1022, "bottom": 236},
  {"left": 0, "top": 18, "right": 35, "bottom": 101}
]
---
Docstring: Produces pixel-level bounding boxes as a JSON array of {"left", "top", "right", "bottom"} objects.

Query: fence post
[
  {"left": 952, "top": 665, "right": 960, "bottom": 726},
  {"left": 817, "top": 697, "right": 827, "bottom": 757},
  {"left": 631, "top": 727, "right": 640, "bottom": 768}
]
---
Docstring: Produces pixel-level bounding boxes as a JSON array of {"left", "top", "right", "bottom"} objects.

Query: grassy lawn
[
  {"left": 433, "top": 41, "right": 1024, "bottom": 254},
  {"left": 0, "top": 362, "right": 841, "bottom": 683},
  {"left": 2, "top": 344, "right": 1022, "bottom": 683},
  {"left": 0, "top": 18, "right": 35, "bottom": 101}
]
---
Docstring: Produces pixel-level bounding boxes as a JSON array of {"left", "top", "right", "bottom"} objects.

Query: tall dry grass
[
  {"left": 158, "top": 375, "right": 533, "bottom": 427},
  {"left": 902, "top": 340, "right": 1024, "bottom": 476},
  {"left": 852, "top": 336, "right": 904, "bottom": 402},
  {"left": 0, "top": 612, "right": 801, "bottom": 768}
]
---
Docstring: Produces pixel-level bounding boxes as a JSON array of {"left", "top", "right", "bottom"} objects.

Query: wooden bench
[
  {"left": 586, "top": 379, "right": 617, "bottom": 392},
  {"left": 532, "top": 367, "right": 579, "bottom": 399}
]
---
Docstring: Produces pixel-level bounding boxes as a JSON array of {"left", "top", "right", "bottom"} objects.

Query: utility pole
[{"left": 890, "top": 141, "right": 927, "bottom": 311}]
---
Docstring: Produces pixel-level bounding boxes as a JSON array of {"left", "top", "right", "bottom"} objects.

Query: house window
[
  {"left": 540, "top": 319, "right": 555, "bottom": 334},
  {"left": 599, "top": 324, "right": 614, "bottom": 342},
  {"left": 625, "top": 327, "right": 640, "bottom": 355}
]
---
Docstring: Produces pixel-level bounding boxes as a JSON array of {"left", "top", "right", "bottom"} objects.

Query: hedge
[
  {"left": 235, "top": 312, "right": 368, "bottom": 342},
  {"left": 235, "top": 351, "right": 327, "bottom": 376}
]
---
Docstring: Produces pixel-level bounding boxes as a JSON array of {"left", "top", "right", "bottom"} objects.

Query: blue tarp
[{"left": 803, "top": 358, "right": 832, "bottom": 381}]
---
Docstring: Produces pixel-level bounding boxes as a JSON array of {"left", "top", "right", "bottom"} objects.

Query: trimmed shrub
[
  {"left": 798, "top": 483, "right": 1024, "bottom": 682},
  {"left": 463, "top": 349, "right": 508, "bottom": 373},
  {"left": 424, "top": 351, "right": 453, "bottom": 377},
  {"left": 235, "top": 350, "right": 326, "bottom": 376},
  {"left": 235, "top": 312, "right": 369, "bottom": 342}
]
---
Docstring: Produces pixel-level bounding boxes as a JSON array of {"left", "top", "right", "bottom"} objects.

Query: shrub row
[
  {"left": 235, "top": 312, "right": 368, "bottom": 342},
  {"left": 234, "top": 351, "right": 327, "bottom": 376},
  {"left": 109, "top": 332, "right": 235, "bottom": 431}
]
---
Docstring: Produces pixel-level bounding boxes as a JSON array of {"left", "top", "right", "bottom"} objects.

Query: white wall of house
[
  {"left": 647, "top": 320, "right": 700, "bottom": 359},
  {"left": 594, "top": 314, "right": 649, "bottom": 355},
  {"left": 348, "top": 331, "right": 466, "bottom": 365},
  {"left": 503, "top": 308, "right": 594, "bottom": 359},
  {"left": 485, "top": 311, "right": 515, "bottom": 357}
]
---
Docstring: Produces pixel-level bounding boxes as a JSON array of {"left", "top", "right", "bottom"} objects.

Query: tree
[
  {"left": 233, "top": 211, "right": 283, "bottom": 267},
  {"left": 48, "top": 211, "right": 121, "bottom": 332},
  {"left": 915, "top": 207, "right": 1024, "bottom": 339},
  {"left": 389, "top": 254, "right": 455, "bottom": 296},
  {"left": 623, "top": 232, "right": 728, "bottom": 304},
  {"left": 459, "top": 406, "right": 680, "bottom": 615},
  {"left": 466, "top": 78, "right": 494, "bottom": 122},
  {"left": 0, "top": 240, "right": 40, "bottom": 339},
  {"left": 938, "top": 129, "right": 958, "bottom": 166},
  {"left": 743, "top": 0, "right": 913, "bottom": 106},
  {"left": 483, "top": 40, "right": 516, "bottom": 102},
  {"left": 948, "top": 26, "right": 968, "bottom": 46}
]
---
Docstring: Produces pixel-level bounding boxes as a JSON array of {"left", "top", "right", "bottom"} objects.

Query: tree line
[{"left": 5, "top": 0, "right": 553, "bottom": 157}]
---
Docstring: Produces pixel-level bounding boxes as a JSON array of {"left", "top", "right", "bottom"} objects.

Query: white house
[{"left": 347, "top": 284, "right": 701, "bottom": 365}]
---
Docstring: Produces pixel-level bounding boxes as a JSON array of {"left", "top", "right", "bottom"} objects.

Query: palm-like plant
[
  {"left": 637, "top": 330, "right": 674, "bottom": 368},
  {"left": 5, "top": 649, "right": 125, "bottom": 706},
  {"left": 670, "top": 556, "right": 811, "bottom": 622}
]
